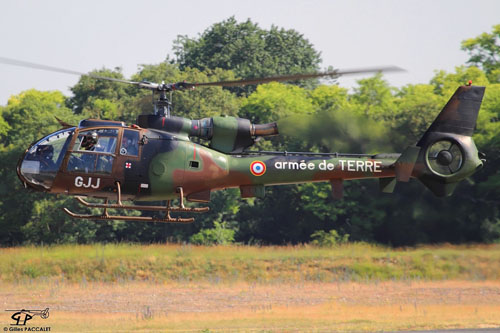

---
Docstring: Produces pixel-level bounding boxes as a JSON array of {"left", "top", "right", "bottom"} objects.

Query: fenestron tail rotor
[{"left": 426, "top": 140, "right": 464, "bottom": 176}]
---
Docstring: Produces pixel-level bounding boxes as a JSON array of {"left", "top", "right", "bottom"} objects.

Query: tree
[
  {"left": 392, "top": 84, "right": 445, "bottom": 145},
  {"left": 69, "top": 68, "right": 133, "bottom": 115},
  {"left": 0, "top": 90, "right": 79, "bottom": 244},
  {"left": 173, "top": 17, "right": 322, "bottom": 93},
  {"left": 350, "top": 73, "right": 396, "bottom": 121},
  {"left": 461, "top": 24, "right": 500, "bottom": 83},
  {"left": 1, "top": 90, "right": 78, "bottom": 147},
  {"left": 128, "top": 63, "right": 241, "bottom": 120}
]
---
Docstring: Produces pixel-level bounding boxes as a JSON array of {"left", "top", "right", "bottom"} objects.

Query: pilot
[
  {"left": 36, "top": 145, "right": 56, "bottom": 170},
  {"left": 121, "top": 135, "right": 138, "bottom": 156},
  {"left": 81, "top": 132, "right": 98, "bottom": 151}
]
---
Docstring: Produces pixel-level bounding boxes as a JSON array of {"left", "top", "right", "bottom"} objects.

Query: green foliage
[
  {"left": 393, "top": 84, "right": 445, "bottom": 145},
  {"left": 84, "top": 98, "right": 119, "bottom": 120},
  {"left": 430, "top": 66, "right": 489, "bottom": 96},
  {"left": 310, "top": 229, "right": 349, "bottom": 247},
  {"left": 69, "top": 68, "right": 132, "bottom": 115},
  {"left": 189, "top": 221, "right": 235, "bottom": 245},
  {"left": 133, "top": 64, "right": 240, "bottom": 120},
  {"left": 0, "top": 90, "right": 79, "bottom": 245},
  {"left": 1, "top": 89, "right": 78, "bottom": 147},
  {"left": 350, "top": 73, "right": 396, "bottom": 121},
  {"left": 174, "top": 17, "right": 321, "bottom": 94},
  {"left": 0, "top": 112, "right": 10, "bottom": 137},
  {"left": 461, "top": 24, "right": 500, "bottom": 83},
  {"left": 241, "top": 82, "right": 314, "bottom": 123},
  {"left": 1, "top": 21, "right": 500, "bottom": 247}
]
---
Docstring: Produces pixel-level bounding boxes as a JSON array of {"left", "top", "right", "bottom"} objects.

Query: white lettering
[
  {"left": 271, "top": 159, "right": 380, "bottom": 172},
  {"left": 75, "top": 176, "right": 83, "bottom": 187},
  {"left": 74, "top": 176, "right": 100, "bottom": 189},
  {"left": 91, "top": 178, "right": 100, "bottom": 189},
  {"left": 83, "top": 177, "right": 92, "bottom": 188},
  {"left": 365, "top": 160, "right": 374, "bottom": 172}
]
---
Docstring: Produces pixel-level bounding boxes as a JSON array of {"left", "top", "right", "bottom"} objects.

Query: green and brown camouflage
[{"left": 17, "top": 85, "right": 486, "bottom": 221}]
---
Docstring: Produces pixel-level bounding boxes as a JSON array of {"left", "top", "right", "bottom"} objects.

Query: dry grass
[
  {"left": 1, "top": 280, "right": 500, "bottom": 332},
  {"left": 2, "top": 244, "right": 500, "bottom": 331}
]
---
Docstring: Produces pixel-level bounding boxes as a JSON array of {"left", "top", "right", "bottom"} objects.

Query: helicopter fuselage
[
  {"left": 18, "top": 119, "right": 401, "bottom": 203},
  {"left": 16, "top": 85, "right": 486, "bottom": 222}
]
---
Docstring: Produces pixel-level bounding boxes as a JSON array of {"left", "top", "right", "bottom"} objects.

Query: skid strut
[{"left": 63, "top": 183, "right": 208, "bottom": 223}]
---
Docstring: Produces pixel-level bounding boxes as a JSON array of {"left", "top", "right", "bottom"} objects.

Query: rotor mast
[{"left": 155, "top": 88, "right": 172, "bottom": 117}]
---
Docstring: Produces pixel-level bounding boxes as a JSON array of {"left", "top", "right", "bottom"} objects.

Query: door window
[
  {"left": 74, "top": 129, "right": 118, "bottom": 153},
  {"left": 67, "top": 153, "right": 114, "bottom": 174},
  {"left": 120, "top": 129, "right": 139, "bottom": 156},
  {"left": 67, "top": 128, "right": 118, "bottom": 174}
]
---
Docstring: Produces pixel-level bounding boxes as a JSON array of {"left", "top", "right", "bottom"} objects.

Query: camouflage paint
[{"left": 17, "top": 85, "right": 486, "bottom": 204}]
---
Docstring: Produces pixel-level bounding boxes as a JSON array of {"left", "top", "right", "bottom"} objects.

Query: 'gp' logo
[
  {"left": 75, "top": 176, "right": 100, "bottom": 189},
  {"left": 11, "top": 311, "right": 33, "bottom": 325}
]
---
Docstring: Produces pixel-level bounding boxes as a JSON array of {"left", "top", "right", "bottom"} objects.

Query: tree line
[{"left": 0, "top": 18, "right": 499, "bottom": 246}]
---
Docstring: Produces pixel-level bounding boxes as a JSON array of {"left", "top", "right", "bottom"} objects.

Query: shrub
[
  {"left": 189, "top": 221, "right": 235, "bottom": 245},
  {"left": 310, "top": 229, "right": 349, "bottom": 247}
]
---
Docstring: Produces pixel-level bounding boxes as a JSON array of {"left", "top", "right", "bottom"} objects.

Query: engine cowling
[{"left": 137, "top": 114, "right": 278, "bottom": 153}]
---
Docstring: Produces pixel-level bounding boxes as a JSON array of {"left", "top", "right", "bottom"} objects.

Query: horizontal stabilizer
[
  {"left": 379, "top": 177, "right": 397, "bottom": 193},
  {"left": 395, "top": 146, "right": 420, "bottom": 182}
]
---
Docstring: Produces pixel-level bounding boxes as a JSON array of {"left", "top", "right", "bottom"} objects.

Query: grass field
[
  {"left": 1, "top": 243, "right": 500, "bottom": 332},
  {"left": 2, "top": 243, "right": 500, "bottom": 283}
]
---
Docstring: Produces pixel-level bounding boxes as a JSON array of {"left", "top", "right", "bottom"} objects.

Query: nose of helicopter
[
  {"left": 17, "top": 149, "right": 57, "bottom": 191},
  {"left": 17, "top": 128, "right": 75, "bottom": 191}
]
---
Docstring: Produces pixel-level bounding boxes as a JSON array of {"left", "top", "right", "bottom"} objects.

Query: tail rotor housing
[{"left": 413, "top": 85, "right": 485, "bottom": 196}]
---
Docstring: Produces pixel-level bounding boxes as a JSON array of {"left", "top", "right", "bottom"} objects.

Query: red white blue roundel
[{"left": 250, "top": 160, "right": 266, "bottom": 176}]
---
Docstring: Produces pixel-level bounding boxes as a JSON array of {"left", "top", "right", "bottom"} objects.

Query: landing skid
[{"left": 63, "top": 184, "right": 208, "bottom": 223}]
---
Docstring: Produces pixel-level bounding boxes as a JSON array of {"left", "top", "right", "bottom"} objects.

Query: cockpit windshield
[{"left": 19, "top": 128, "right": 74, "bottom": 190}]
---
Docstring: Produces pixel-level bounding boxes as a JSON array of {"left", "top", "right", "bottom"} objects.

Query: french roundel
[{"left": 250, "top": 161, "right": 266, "bottom": 176}]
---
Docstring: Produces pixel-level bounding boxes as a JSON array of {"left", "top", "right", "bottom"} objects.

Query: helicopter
[{"left": 0, "top": 57, "right": 486, "bottom": 223}]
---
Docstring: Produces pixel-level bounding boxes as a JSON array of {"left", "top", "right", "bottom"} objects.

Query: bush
[
  {"left": 189, "top": 221, "right": 235, "bottom": 245},
  {"left": 310, "top": 229, "right": 349, "bottom": 247}
]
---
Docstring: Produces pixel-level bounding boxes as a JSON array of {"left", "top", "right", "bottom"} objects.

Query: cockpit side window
[
  {"left": 66, "top": 128, "right": 118, "bottom": 174},
  {"left": 24, "top": 129, "right": 73, "bottom": 172},
  {"left": 74, "top": 129, "right": 118, "bottom": 153},
  {"left": 120, "top": 130, "right": 139, "bottom": 156},
  {"left": 19, "top": 128, "right": 74, "bottom": 189}
]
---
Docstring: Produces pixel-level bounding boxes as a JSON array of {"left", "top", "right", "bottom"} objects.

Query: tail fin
[
  {"left": 414, "top": 85, "right": 485, "bottom": 196},
  {"left": 419, "top": 85, "right": 485, "bottom": 140}
]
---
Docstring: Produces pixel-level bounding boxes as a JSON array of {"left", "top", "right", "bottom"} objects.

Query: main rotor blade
[
  {"left": 0, "top": 56, "right": 404, "bottom": 92},
  {"left": 185, "top": 66, "right": 404, "bottom": 88},
  {"left": 0, "top": 56, "right": 140, "bottom": 86}
]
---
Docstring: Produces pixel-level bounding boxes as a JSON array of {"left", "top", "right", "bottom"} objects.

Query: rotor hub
[{"left": 436, "top": 150, "right": 453, "bottom": 166}]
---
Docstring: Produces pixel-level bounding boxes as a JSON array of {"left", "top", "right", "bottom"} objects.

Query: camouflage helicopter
[{"left": 1, "top": 57, "right": 486, "bottom": 223}]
